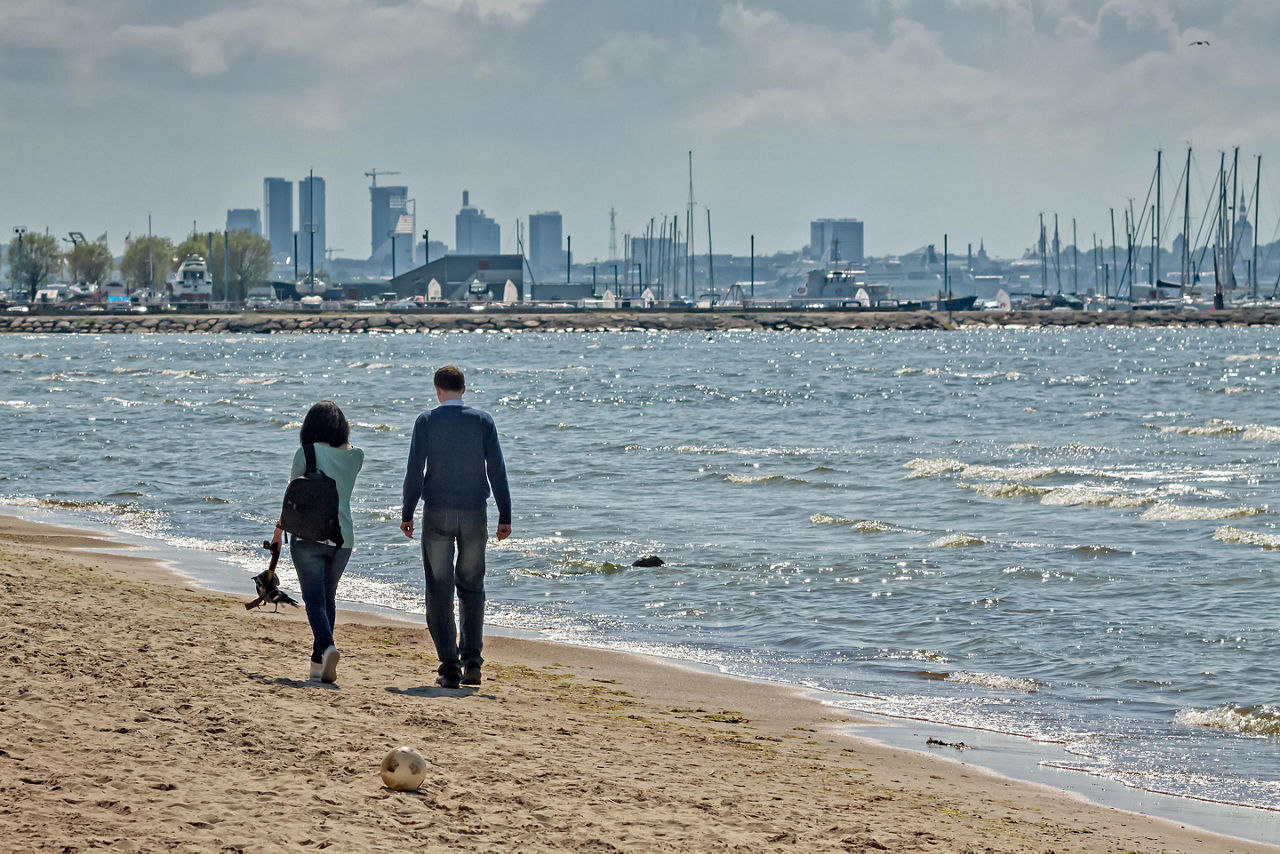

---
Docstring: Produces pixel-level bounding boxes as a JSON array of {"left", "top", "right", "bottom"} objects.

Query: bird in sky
[{"left": 1189, "top": 40, "right": 1211, "bottom": 46}]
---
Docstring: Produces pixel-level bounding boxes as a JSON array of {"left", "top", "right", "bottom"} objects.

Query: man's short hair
[{"left": 434, "top": 365, "right": 465, "bottom": 392}]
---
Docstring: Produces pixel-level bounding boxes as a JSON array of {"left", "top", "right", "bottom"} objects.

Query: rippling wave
[
  {"left": 1212, "top": 526, "right": 1280, "bottom": 550},
  {"left": 928, "top": 533, "right": 988, "bottom": 548},
  {"left": 946, "top": 671, "right": 1041, "bottom": 693},
  {"left": 1177, "top": 705, "right": 1280, "bottom": 737}
]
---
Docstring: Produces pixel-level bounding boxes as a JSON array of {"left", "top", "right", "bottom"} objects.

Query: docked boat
[
  {"left": 792, "top": 268, "right": 892, "bottom": 307},
  {"left": 168, "top": 256, "right": 214, "bottom": 304}
]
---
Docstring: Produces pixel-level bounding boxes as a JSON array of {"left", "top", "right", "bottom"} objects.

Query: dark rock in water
[{"left": 632, "top": 555, "right": 664, "bottom": 567}]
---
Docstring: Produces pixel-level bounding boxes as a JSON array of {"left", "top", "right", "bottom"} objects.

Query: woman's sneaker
[
  {"left": 320, "top": 645, "right": 340, "bottom": 684},
  {"left": 309, "top": 659, "right": 323, "bottom": 681}
]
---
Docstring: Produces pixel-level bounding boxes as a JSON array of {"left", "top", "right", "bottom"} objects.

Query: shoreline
[
  {"left": 1, "top": 511, "right": 1276, "bottom": 851},
  {"left": 4, "top": 306, "right": 1280, "bottom": 334}
]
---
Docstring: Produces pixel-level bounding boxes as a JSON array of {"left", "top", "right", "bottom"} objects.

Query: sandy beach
[{"left": 0, "top": 513, "right": 1272, "bottom": 853}]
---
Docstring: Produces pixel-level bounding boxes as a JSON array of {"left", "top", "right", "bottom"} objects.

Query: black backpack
[{"left": 279, "top": 444, "right": 344, "bottom": 546}]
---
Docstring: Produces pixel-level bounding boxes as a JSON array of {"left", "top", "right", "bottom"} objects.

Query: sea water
[{"left": 2, "top": 326, "right": 1279, "bottom": 820}]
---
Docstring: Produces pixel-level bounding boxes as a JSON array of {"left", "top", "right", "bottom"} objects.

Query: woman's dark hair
[{"left": 299, "top": 400, "right": 350, "bottom": 447}]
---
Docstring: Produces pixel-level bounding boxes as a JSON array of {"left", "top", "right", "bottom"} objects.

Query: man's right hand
[{"left": 399, "top": 520, "right": 414, "bottom": 539}]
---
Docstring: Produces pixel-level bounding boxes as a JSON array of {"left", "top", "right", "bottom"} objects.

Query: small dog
[{"left": 245, "top": 540, "right": 299, "bottom": 612}]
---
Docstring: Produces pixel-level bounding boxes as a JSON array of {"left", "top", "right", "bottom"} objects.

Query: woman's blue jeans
[{"left": 290, "top": 539, "right": 352, "bottom": 662}]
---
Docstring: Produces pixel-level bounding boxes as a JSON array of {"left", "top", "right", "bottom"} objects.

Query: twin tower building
[{"left": 226, "top": 180, "right": 561, "bottom": 277}]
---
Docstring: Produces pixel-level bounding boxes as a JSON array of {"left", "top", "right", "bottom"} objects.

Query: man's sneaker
[
  {"left": 461, "top": 663, "right": 482, "bottom": 686},
  {"left": 436, "top": 671, "right": 461, "bottom": 690},
  {"left": 320, "top": 645, "right": 340, "bottom": 684}
]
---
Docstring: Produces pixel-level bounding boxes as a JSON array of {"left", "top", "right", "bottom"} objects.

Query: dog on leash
[{"left": 245, "top": 540, "right": 299, "bottom": 612}]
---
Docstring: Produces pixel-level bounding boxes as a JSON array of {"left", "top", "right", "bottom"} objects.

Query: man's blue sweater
[{"left": 401, "top": 401, "right": 512, "bottom": 525}]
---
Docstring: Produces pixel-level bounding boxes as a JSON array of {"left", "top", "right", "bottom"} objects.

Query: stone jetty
[{"left": 1, "top": 308, "right": 1278, "bottom": 335}]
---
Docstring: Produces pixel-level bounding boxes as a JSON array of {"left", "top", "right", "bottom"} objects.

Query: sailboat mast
[
  {"left": 1150, "top": 205, "right": 1156, "bottom": 287},
  {"left": 1155, "top": 149, "right": 1162, "bottom": 285},
  {"left": 1039, "top": 213, "right": 1047, "bottom": 295},
  {"left": 1072, "top": 218, "right": 1078, "bottom": 293},
  {"left": 1110, "top": 207, "right": 1118, "bottom": 302},
  {"left": 687, "top": 151, "right": 695, "bottom": 297},
  {"left": 1053, "top": 213, "right": 1061, "bottom": 294},
  {"left": 1230, "top": 146, "right": 1240, "bottom": 287},
  {"left": 1183, "top": 147, "right": 1191, "bottom": 288},
  {"left": 1253, "top": 154, "right": 1262, "bottom": 299},
  {"left": 705, "top": 208, "right": 714, "bottom": 297},
  {"left": 308, "top": 167, "right": 315, "bottom": 289}
]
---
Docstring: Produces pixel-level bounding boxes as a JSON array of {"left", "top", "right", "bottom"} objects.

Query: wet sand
[{"left": 0, "top": 513, "right": 1272, "bottom": 852}]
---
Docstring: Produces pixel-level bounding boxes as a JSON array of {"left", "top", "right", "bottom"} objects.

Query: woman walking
[{"left": 272, "top": 401, "right": 364, "bottom": 683}]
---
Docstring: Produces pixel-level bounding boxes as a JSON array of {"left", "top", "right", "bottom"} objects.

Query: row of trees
[{"left": 6, "top": 231, "right": 273, "bottom": 301}]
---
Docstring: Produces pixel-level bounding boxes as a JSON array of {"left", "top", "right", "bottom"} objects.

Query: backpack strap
[{"left": 303, "top": 443, "right": 318, "bottom": 474}]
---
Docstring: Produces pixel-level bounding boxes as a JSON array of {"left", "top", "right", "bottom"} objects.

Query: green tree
[
  {"left": 7, "top": 233, "right": 63, "bottom": 299},
  {"left": 66, "top": 240, "right": 114, "bottom": 285},
  {"left": 119, "top": 236, "right": 175, "bottom": 291},
  {"left": 225, "top": 231, "right": 273, "bottom": 301}
]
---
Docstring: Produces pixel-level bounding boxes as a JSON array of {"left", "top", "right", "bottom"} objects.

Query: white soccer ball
[{"left": 380, "top": 746, "right": 427, "bottom": 791}]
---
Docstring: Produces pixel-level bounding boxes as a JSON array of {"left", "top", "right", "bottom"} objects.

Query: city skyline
[{"left": 3, "top": 1, "right": 1279, "bottom": 264}]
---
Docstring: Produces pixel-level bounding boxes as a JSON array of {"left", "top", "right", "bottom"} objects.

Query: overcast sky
[{"left": 3, "top": 0, "right": 1278, "bottom": 262}]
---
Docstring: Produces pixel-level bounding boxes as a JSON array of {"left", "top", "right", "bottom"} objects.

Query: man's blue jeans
[
  {"left": 421, "top": 506, "right": 488, "bottom": 676},
  {"left": 290, "top": 539, "right": 352, "bottom": 662}
]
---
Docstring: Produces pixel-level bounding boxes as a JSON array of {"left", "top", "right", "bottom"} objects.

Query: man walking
[{"left": 400, "top": 365, "right": 512, "bottom": 689}]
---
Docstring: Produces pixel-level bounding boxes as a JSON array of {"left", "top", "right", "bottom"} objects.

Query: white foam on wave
[
  {"left": 1139, "top": 502, "right": 1266, "bottom": 521},
  {"left": 102, "top": 396, "right": 143, "bottom": 407},
  {"left": 1213, "top": 525, "right": 1280, "bottom": 550},
  {"left": 1145, "top": 418, "right": 1280, "bottom": 442},
  {"left": 724, "top": 473, "right": 807, "bottom": 486},
  {"left": 1225, "top": 353, "right": 1280, "bottom": 362},
  {"left": 905, "top": 457, "right": 1057, "bottom": 481},
  {"left": 1176, "top": 704, "right": 1280, "bottom": 737},
  {"left": 354, "top": 422, "right": 399, "bottom": 432},
  {"left": 809, "top": 513, "right": 852, "bottom": 525},
  {"left": 960, "top": 481, "right": 1154, "bottom": 509},
  {"left": 0, "top": 399, "right": 44, "bottom": 409},
  {"left": 1145, "top": 418, "right": 1243, "bottom": 437},
  {"left": 928, "top": 533, "right": 988, "bottom": 548},
  {"left": 945, "top": 671, "right": 1041, "bottom": 693},
  {"left": 853, "top": 520, "right": 893, "bottom": 534},
  {"left": 235, "top": 378, "right": 279, "bottom": 385}
]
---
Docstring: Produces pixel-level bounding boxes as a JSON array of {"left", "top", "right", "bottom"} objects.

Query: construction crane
[{"left": 364, "top": 168, "right": 401, "bottom": 188}]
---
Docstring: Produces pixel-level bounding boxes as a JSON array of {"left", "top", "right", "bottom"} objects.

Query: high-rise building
[
  {"left": 226, "top": 208, "right": 261, "bottom": 235},
  {"left": 298, "top": 175, "right": 326, "bottom": 271},
  {"left": 455, "top": 191, "right": 500, "bottom": 255},
  {"left": 528, "top": 211, "right": 563, "bottom": 276},
  {"left": 809, "top": 218, "right": 864, "bottom": 264},
  {"left": 370, "top": 185, "right": 413, "bottom": 274},
  {"left": 263, "top": 178, "right": 293, "bottom": 260}
]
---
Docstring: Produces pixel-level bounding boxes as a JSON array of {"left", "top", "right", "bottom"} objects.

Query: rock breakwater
[{"left": 1, "top": 308, "right": 1277, "bottom": 334}]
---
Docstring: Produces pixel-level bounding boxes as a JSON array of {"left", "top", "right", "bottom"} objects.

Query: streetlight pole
[
  {"left": 12, "top": 227, "right": 27, "bottom": 300},
  {"left": 223, "top": 230, "right": 230, "bottom": 302},
  {"left": 389, "top": 232, "right": 398, "bottom": 279}
]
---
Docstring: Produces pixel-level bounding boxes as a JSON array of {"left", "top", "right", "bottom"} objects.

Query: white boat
[
  {"left": 168, "top": 256, "right": 213, "bottom": 303},
  {"left": 295, "top": 274, "right": 328, "bottom": 298},
  {"left": 792, "top": 268, "right": 891, "bottom": 306}
]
